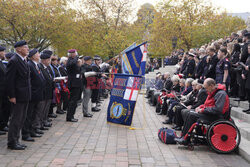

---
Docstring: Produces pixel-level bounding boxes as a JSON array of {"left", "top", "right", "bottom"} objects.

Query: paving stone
[{"left": 0, "top": 94, "right": 249, "bottom": 167}]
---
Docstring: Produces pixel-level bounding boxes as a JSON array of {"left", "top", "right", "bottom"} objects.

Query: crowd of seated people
[{"left": 146, "top": 29, "right": 250, "bottom": 144}]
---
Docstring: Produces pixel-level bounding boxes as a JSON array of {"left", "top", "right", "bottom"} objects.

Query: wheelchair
[{"left": 180, "top": 109, "right": 241, "bottom": 154}]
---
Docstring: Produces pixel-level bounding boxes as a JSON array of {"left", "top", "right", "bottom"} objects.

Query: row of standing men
[{"left": 0, "top": 40, "right": 104, "bottom": 150}]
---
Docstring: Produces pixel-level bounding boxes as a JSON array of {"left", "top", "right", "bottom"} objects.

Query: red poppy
[{"left": 211, "top": 124, "right": 237, "bottom": 152}]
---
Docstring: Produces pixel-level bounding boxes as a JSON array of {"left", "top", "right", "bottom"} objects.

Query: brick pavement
[{"left": 0, "top": 95, "right": 249, "bottom": 167}]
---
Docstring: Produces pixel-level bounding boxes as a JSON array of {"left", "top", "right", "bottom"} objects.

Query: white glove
[{"left": 84, "top": 71, "right": 97, "bottom": 77}]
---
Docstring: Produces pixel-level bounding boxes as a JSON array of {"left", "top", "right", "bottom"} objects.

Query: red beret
[{"left": 68, "top": 49, "right": 77, "bottom": 53}]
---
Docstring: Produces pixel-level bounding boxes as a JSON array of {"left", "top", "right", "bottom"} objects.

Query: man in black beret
[
  {"left": 22, "top": 49, "right": 46, "bottom": 142},
  {"left": 5, "top": 52, "right": 15, "bottom": 61},
  {"left": 81, "top": 56, "right": 96, "bottom": 118},
  {"left": 0, "top": 46, "right": 7, "bottom": 135},
  {"left": 91, "top": 55, "right": 104, "bottom": 112},
  {"left": 6, "top": 40, "right": 31, "bottom": 150},
  {"left": 38, "top": 51, "right": 54, "bottom": 130},
  {"left": 66, "top": 49, "right": 82, "bottom": 122},
  {"left": 183, "top": 53, "right": 196, "bottom": 78}
]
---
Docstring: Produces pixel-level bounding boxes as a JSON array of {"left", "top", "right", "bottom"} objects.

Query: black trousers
[
  {"left": 181, "top": 111, "right": 222, "bottom": 137},
  {"left": 246, "top": 88, "right": 250, "bottom": 107},
  {"left": 8, "top": 102, "right": 29, "bottom": 145},
  {"left": 174, "top": 105, "right": 186, "bottom": 127},
  {"left": 61, "top": 91, "right": 69, "bottom": 111},
  {"left": 22, "top": 101, "right": 44, "bottom": 137},
  {"left": 0, "top": 94, "right": 11, "bottom": 130},
  {"left": 67, "top": 87, "right": 81, "bottom": 119},
  {"left": 42, "top": 99, "right": 52, "bottom": 125},
  {"left": 91, "top": 88, "right": 99, "bottom": 104}
]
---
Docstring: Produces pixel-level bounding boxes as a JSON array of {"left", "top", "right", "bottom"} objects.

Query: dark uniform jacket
[
  {"left": 38, "top": 63, "right": 54, "bottom": 100},
  {"left": 59, "top": 64, "right": 67, "bottom": 77},
  {"left": 164, "top": 77, "right": 173, "bottom": 91},
  {"left": 81, "top": 63, "right": 93, "bottom": 87},
  {"left": 6, "top": 54, "right": 31, "bottom": 102},
  {"left": 66, "top": 57, "right": 82, "bottom": 88},
  {"left": 0, "top": 60, "right": 6, "bottom": 96},
  {"left": 241, "top": 42, "right": 250, "bottom": 63},
  {"left": 48, "top": 64, "right": 60, "bottom": 78},
  {"left": 191, "top": 88, "right": 208, "bottom": 109},
  {"left": 244, "top": 56, "right": 250, "bottom": 89},
  {"left": 206, "top": 54, "right": 219, "bottom": 79},
  {"left": 184, "top": 59, "right": 195, "bottom": 78},
  {"left": 92, "top": 63, "right": 101, "bottom": 87},
  {"left": 215, "top": 58, "right": 231, "bottom": 84},
  {"left": 28, "top": 61, "right": 46, "bottom": 102}
]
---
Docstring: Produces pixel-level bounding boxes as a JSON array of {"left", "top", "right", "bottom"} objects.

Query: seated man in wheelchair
[{"left": 175, "top": 78, "right": 230, "bottom": 144}]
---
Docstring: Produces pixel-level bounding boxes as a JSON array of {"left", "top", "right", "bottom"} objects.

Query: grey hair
[
  {"left": 171, "top": 75, "right": 180, "bottom": 82},
  {"left": 185, "top": 78, "right": 194, "bottom": 86},
  {"left": 60, "top": 57, "right": 68, "bottom": 64}
]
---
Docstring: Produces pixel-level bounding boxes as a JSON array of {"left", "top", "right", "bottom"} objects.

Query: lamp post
[{"left": 172, "top": 36, "right": 178, "bottom": 50}]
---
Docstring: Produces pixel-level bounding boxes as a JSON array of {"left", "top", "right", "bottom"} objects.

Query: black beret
[
  {"left": 93, "top": 55, "right": 101, "bottom": 60},
  {"left": 5, "top": 52, "right": 15, "bottom": 59},
  {"left": 42, "top": 50, "right": 53, "bottom": 56},
  {"left": 198, "top": 79, "right": 204, "bottom": 84},
  {"left": 28, "top": 49, "right": 38, "bottom": 58},
  {"left": 40, "top": 53, "right": 51, "bottom": 59},
  {"left": 84, "top": 56, "right": 92, "bottom": 61},
  {"left": 14, "top": 40, "right": 27, "bottom": 48},
  {"left": 0, "top": 46, "right": 6, "bottom": 51},
  {"left": 244, "top": 32, "right": 250, "bottom": 37}
]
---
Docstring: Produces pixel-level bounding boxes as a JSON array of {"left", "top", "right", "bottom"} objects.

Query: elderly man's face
[
  {"left": 17, "top": 45, "right": 29, "bottom": 56},
  {"left": 0, "top": 51, "right": 5, "bottom": 60}
]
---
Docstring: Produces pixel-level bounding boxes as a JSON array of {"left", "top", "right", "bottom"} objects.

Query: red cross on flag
[{"left": 124, "top": 77, "right": 141, "bottom": 101}]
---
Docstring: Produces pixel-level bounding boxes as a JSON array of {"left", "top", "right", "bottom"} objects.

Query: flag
[
  {"left": 121, "top": 43, "right": 137, "bottom": 74},
  {"left": 121, "top": 42, "right": 147, "bottom": 76},
  {"left": 107, "top": 74, "right": 143, "bottom": 126}
]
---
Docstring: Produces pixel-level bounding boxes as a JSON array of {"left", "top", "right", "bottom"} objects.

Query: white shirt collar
[
  {"left": 16, "top": 53, "right": 25, "bottom": 61},
  {"left": 32, "top": 60, "right": 38, "bottom": 66}
]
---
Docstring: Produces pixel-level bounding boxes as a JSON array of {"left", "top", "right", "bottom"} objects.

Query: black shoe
[
  {"left": 172, "top": 125, "right": 178, "bottom": 129},
  {"left": 22, "top": 136, "right": 35, "bottom": 142},
  {"left": 0, "top": 130, "right": 6, "bottom": 135},
  {"left": 40, "top": 127, "right": 49, "bottom": 130},
  {"left": 1, "top": 126, "right": 9, "bottom": 132},
  {"left": 47, "top": 119, "right": 52, "bottom": 122},
  {"left": 66, "top": 118, "right": 78, "bottom": 122},
  {"left": 8, "top": 144, "right": 25, "bottom": 150},
  {"left": 44, "top": 122, "right": 52, "bottom": 127},
  {"left": 162, "top": 119, "right": 172, "bottom": 124},
  {"left": 84, "top": 113, "right": 93, "bottom": 117},
  {"left": 243, "top": 109, "right": 250, "bottom": 113},
  {"left": 174, "top": 127, "right": 182, "bottom": 131},
  {"left": 30, "top": 133, "right": 42, "bottom": 138},
  {"left": 174, "top": 137, "right": 187, "bottom": 145},
  {"left": 18, "top": 143, "right": 27, "bottom": 148},
  {"left": 48, "top": 113, "right": 57, "bottom": 118},
  {"left": 35, "top": 129, "right": 44, "bottom": 134},
  {"left": 92, "top": 107, "right": 101, "bottom": 112},
  {"left": 246, "top": 110, "right": 250, "bottom": 114},
  {"left": 56, "top": 110, "right": 65, "bottom": 114}
]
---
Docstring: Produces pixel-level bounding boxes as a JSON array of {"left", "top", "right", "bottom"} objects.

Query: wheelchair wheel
[{"left": 206, "top": 120, "right": 241, "bottom": 154}]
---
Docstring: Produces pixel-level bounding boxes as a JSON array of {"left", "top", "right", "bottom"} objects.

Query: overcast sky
[{"left": 135, "top": 0, "right": 250, "bottom": 13}]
